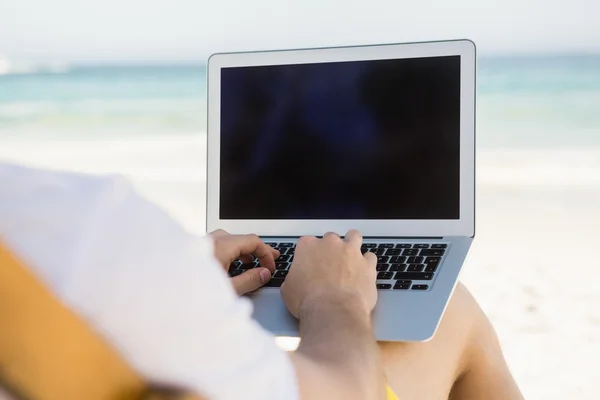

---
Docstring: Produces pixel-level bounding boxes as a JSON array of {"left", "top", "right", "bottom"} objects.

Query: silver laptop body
[{"left": 206, "top": 39, "right": 476, "bottom": 341}]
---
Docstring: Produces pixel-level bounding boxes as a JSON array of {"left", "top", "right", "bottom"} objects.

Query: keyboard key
[
  {"left": 376, "top": 264, "right": 389, "bottom": 271},
  {"left": 377, "top": 283, "right": 392, "bottom": 290},
  {"left": 394, "top": 281, "right": 411, "bottom": 290},
  {"left": 377, "top": 272, "right": 394, "bottom": 280},
  {"left": 412, "top": 284, "right": 429, "bottom": 290},
  {"left": 431, "top": 244, "right": 447, "bottom": 249},
  {"left": 240, "top": 263, "right": 255, "bottom": 270},
  {"left": 413, "top": 244, "right": 430, "bottom": 248},
  {"left": 407, "top": 264, "right": 424, "bottom": 272},
  {"left": 377, "top": 255, "right": 390, "bottom": 263},
  {"left": 361, "top": 248, "right": 369, "bottom": 254},
  {"left": 279, "top": 243, "right": 294, "bottom": 247},
  {"left": 379, "top": 243, "right": 395, "bottom": 248},
  {"left": 363, "top": 243, "right": 377, "bottom": 248},
  {"left": 425, "top": 256, "right": 441, "bottom": 264},
  {"left": 276, "top": 247, "right": 288, "bottom": 255},
  {"left": 390, "top": 264, "right": 406, "bottom": 272},
  {"left": 385, "top": 249, "right": 401, "bottom": 255},
  {"left": 394, "top": 272, "right": 433, "bottom": 280},
  {"left": 402, "top": 249, "right": 419, "bottom": 256},
  {"left": 229, "top": 261, "right": 241, "bottom": 270},
  {"left": 407, "top": 256, "right": 424, "bottom": 263},
  {"left": 420, "top": 249, "right": 445, "bottom": 256},
  {"left": 390, "top": 256, "right": 407, "bottom": 264},
  {"left": 275, "top": 262, "right": 289, "bottom": 270},
  {"left": 274, "top": 270, "right": 288, "bottom": 278},
  {"left": 287, "top": 247, "right": 295, "bottom": 255},
  {"left": 425, "top": 264, "right": 438, "bottom": 272},
  {"left": 371, "top": 248, "right": 386, "bottom": 256},
  {"left": 396, "top": 244, "right": 412, "bottom": 248},
  {"left": 276, "top": 254, "right": 291, "bottom": 262},
  {"left": 265, "top": 278, "right": 285, "bottom": 287},
  {"left": 265, "top": 242, "right": 277, "bottom": 247}
]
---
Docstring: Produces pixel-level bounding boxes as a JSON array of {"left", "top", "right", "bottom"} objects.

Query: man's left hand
[{"left": 209, "top": 230, "right": 279, "bottom": 295}]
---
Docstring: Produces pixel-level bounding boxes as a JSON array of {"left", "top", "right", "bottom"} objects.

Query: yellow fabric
[
  {"left": 386, "top": 384, "right": 400, "bottom": 400},
  {"left": 0, "top": 240, "right": 395, "bottom": 400},
  {"left": 0, "top": 241, "right": 194, "bottom": 400}
]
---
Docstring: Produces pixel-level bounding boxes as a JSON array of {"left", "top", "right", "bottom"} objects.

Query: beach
[
  {"left": 1, "top": 55, "right": 599, "bottom": 399},
  {"left": 1, "top": 135, "right": 599, "bottom": 399},
  {"left": 468, "top": 181, "right": 600, "bottom": 399}
]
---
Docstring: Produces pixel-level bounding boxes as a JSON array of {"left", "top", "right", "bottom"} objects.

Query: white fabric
[{"left": 0, "top": 162, "right": 299, "bottom": 400}]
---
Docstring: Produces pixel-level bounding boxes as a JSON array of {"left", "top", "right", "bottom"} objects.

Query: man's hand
[
  {"left": 282, "top": 230, "right": 377, "bottom": 319},
  {"left": 282, "top": 230, "right": 385, "bottom": 400},
  {"left": 209, "top": 230, "right": 279, "bottom": 295}
]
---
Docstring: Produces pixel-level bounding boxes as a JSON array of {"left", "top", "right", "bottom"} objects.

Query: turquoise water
[
  {"left": 0, "top": 66, "right": 207, "bottom": 138},
  {"left": 0, "top": 56, "right": 599, "bottom": 148},
  {"left": 477, "top": 55, "right": 600, "bottom": 148}
]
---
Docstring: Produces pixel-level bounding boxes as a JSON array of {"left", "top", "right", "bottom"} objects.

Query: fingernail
[{"left": 259, "top": 269, "right": 271, "bottom": 283}]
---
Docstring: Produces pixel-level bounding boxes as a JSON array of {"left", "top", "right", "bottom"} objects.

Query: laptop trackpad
[{"left": 249, "top": 290, "right": 299, "bottom": 337}]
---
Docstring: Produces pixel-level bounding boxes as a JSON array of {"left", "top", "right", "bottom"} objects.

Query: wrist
[{"left": 297, "top": 289, "right": 372, "bottom": 325}]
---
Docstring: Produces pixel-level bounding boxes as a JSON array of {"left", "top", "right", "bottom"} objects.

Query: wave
[
  {"left": 1, "top": 136, "right": 600, "bottom": 186},
  {"left": 0, "top": 99, "right": 206, "bottom": 118},
  {"left": 0, "top": 60, "right": 71, "bottom": 76},
  {"left": 0, "top": 98, "right": 207, "bottom": 134}
]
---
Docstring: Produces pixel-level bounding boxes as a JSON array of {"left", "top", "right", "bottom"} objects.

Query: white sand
[
  {"left": 466, "top": 184, "right": 600, "bottom": 399},
  {"left": 1, "top": 135, "right": 599, "bottom": 399}
]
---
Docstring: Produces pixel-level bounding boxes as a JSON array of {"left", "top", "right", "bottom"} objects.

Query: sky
[{"left": 0, "top": 0, "right": 598, "bottom": 64}]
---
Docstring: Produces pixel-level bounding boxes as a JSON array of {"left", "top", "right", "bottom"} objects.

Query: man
[{"left": 0, "top": 161, "right": 523, "bottom": 399}]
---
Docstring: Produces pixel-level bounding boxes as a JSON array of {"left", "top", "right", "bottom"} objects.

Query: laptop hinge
[
  {"left": 363, "top": 236, "right": 444, "bottom": 240},
  {"left": 260, "top": 236, "right": 445, "bottom": 240}
]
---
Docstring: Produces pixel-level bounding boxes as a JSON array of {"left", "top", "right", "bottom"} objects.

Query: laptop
[{"left": 206, "top": 39, "right": 476, "bottom": 341}]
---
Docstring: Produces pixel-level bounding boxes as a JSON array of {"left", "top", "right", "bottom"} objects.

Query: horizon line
[
  {"left": 71, "top": 51, "right": 600, "bottom": 68},
  {"left": 1, "top": 51, "right": 598, "bottom": 73}
]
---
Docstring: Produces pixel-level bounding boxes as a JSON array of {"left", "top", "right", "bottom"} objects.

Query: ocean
[
  {"left": 0, "top": 65, "right": 207, "bottom": 138},
  {"left": 1, "top": 55, "right": 599, "bottom": 147},
  {"left": 1, "top": 55, "right": 599, "bottom": 232}
]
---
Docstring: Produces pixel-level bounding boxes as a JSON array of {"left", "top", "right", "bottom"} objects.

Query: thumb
[
  {"left": 232, "top": 268, "right": 271, "bottom": 295},
  {"left": 363, "top": 251, "right": 377, "bottom": 266}
]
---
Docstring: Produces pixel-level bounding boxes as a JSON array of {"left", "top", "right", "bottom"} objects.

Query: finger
[
  {"left": 256, "top": 246, "right": 279, "bottom": 273},
  {"left": 363, "top": 251, "right": 377, "bottom": 267},
  {"left": 344, "top": 229, "right": 362, "bottom": 248},
  {"left": 231, "top": 234, "right": 277, "bottom": 272},
  {"left": 271, "top": 247, "right": 281, "bottom": 259},
  {"left": 239, "top": 254, "right": 254, "bottom": 264},
  {"left": 239, "top": 248, "right": 278, "bottom": 264},
  {"left": 232, "top": 268, "right": 271, "bottom": 295},
  {"left": 209, "top": 229, "right": 229, "bottom": 238},
  {"left": 297, "top": 235, "right": 317, "bottom": 247},
  {"left": 322, "top": 231, "right": 340, "bottom": 241}
]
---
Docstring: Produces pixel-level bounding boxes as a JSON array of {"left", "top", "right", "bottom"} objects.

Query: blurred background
[{"left": 1, "top": 0, "right": 599, "bottom": 398}]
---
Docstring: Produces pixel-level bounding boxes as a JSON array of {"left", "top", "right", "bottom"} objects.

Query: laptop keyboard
[{"left": 228, "top": 242, "right": 448, "bottom": 291}]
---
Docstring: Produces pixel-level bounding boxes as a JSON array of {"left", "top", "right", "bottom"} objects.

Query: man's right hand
[{"left": 281, "top": 230, "right": 378, "bottom": 320}]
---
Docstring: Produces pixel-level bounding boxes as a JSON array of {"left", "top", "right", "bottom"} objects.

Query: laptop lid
[{"left": 206, "top": 40, "right": 475, "bottom": 237}]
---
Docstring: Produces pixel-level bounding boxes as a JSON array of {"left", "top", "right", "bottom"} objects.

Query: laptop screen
[{"left": 219, "top": 55, "right": 461, "bottom": 220}]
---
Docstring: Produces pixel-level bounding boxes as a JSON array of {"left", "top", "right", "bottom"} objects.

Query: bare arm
[
  {"left": 283, "top": 231, "right": 386, "bottom": 400},
  {"left": 290, "top": 296, "right": 385, "bottom": 400},
  {"left": 210, "top": 229, "right": 386, "bottom": 399}
]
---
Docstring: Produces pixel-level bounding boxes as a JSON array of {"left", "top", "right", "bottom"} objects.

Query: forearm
[{"left": 293, "top": 295, "right": 385, "bottom": 399}]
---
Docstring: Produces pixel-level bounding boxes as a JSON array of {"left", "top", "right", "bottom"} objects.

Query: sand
[
  {"left": 466, "top": 184, "right": 600, "bottom": 399},
  {"left": 1, "top": 135, "right": 599, "bottom": 399}
]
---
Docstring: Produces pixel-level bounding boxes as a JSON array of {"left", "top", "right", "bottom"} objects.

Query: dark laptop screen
[{"left": 219, "top": 55, "right": 461, "bottom": 220}]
